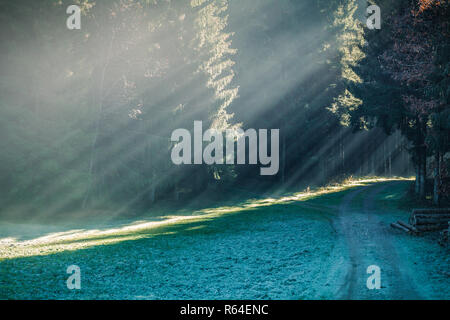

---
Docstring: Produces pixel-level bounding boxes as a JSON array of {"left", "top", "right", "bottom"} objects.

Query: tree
[{"left": 345, "top": 0, "right": 449, "bottom": 202}]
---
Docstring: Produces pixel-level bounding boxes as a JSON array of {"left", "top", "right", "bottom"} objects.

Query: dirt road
[{"left": 335, "top": 183, "right": 422, "bottom": 299}]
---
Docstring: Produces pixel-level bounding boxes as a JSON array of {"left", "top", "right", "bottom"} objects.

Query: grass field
[{"left": 1, "top": 178, "right": 448, "bottom": 300}]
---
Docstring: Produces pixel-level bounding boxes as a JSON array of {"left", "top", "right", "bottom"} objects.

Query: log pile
[
  {"left": 409, "top": 209, "right": 450, "bottom": 232},
  {"left": 391, "top": 208, "right": 450, "bottom": 235}
]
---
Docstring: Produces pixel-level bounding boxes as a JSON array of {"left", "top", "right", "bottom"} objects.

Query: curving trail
[{"left": 335, "top": 183, "right": 422, "bottom": 300}]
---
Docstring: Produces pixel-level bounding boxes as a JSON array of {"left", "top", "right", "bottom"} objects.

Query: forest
[
  {"left": 0, "top": 0, "right": 449, "bottom": 301},
  {"left": 0, "top": 0, "right": 448, "bottom": 214}
]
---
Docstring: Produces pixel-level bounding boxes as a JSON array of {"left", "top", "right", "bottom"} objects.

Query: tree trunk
[
  {"left": 388, "top": 151, "right": 392, "bottom": 177},
  {"left": 371, "top": 147, "right": 375, "bottom": 175},
  {"left": 415, "top": 163, "right": 420, "bottom": 194},
  {"left": 150, "top": 173, "right": 156, "bottom": 204},
  {"left": 281, "top": 131, "right": 286, "bottom": 184},
  {"left": 433, "top": 152, "right": 440, "bottom": 206},
  {"left": 83, "top": 31, "right": 115, "bottom": 209},
  {"left": 174, "top": 180, "right": 180, "bottom": 201},
  {"left": 342, "top": 142, "right": 345, "bottom": 174},
  {"left": 147, "top": 134, "right": 156, "bottom": 204},
  {"left": 419, "top": 148, "right": 426, "bottom": 199}
]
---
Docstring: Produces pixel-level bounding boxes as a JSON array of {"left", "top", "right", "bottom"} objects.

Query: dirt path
[{"left": 335, "top": 184, "right": 422, "bottom": 299}]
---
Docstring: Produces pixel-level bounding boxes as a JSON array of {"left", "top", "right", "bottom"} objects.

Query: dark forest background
[{"left": 0, "top": 0, "right": 448, "bottom": 218}]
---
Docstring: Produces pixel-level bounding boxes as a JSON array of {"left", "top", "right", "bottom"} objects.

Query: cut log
[
  {"left": 397, "top": 220, "right": 419, "bottom": 234},
  {"left": 412, "top": 214, "right": 450, "bottom": 219},
  {"left": 391, "top": 222, "right": 410, "bottom": 233},
  {"left": 412, "top": 213, "right": 450, "bottom": 219},
  {"left": 412, "top": 208, "right": 450, "bottom": 215},
  {"left": 413, "top": 217, "right": 450, "bottom": 225},
  {"left": 415, "top": 224, "right": 449, "bottom": 232}
]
